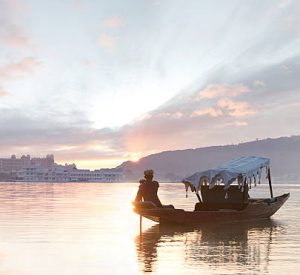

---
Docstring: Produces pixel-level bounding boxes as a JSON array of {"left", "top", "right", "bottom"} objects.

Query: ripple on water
[{"left": 0, "top": 182, "right": 299, "bottom": 274}]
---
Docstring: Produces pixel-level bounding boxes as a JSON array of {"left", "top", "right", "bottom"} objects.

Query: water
[{"left": 0, "top": 182, "right": 299, "bottom": 274}]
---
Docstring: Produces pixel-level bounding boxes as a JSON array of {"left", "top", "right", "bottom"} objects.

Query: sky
[{"left": 0, "top": 0, "right": 299, "bottom": 168}]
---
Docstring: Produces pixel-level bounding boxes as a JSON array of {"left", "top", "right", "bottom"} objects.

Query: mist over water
[{"left": 0, "top": 182, "right": 299, "bottom": 274}]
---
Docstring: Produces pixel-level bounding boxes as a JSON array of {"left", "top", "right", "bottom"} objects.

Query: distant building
[
  {"left": 16, "top": 166, "right": 123, "bottom": 183},
  {"left": 0, "top": 154, "right": 54, "bottom": 173},
  {"left": 0, "top": 154, "right": 123, "bottom": 183}
]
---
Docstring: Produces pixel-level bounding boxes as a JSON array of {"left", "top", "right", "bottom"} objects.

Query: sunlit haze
[{"left": 0, "top": 0, "right": 299, "bottom": 168}]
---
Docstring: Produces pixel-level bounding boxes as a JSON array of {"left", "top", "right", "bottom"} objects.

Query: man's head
[{"left": 144, "top": 169, "right": 154, "bottom": 180}]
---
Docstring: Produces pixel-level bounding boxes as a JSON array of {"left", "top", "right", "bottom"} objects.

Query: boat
[{"left": 133, "top": 156, "right": 289, "bottom": 224}]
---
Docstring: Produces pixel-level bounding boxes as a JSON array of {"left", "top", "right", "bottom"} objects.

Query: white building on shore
[
  {"left": 0, "top": 154, "right": 54, "bottom": 173},
  {"left": 0, "top": 155, "right": 123, "bottom": 182},
  {"left": 16, "top": 165, "right": 123, "bottom": 183}
]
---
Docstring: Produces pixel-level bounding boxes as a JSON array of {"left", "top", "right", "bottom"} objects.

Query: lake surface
[{"left": 0, "top": 182, "right": 299, "bottom": 274}]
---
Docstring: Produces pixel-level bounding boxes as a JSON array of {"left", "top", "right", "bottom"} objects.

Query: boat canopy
[{"left": 183, "top": 156, "right": 270, "bottom": 192}]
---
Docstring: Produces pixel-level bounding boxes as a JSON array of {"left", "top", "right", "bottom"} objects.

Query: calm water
[{"left": 0, "top": 182, "right": 299, "bottom": 274}]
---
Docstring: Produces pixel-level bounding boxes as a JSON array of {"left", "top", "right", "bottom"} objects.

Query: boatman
[{"left": 134, "top": 169, "right": 163, "bottom": 207}]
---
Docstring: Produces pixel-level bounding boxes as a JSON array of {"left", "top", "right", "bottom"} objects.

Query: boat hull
[{"left": 133, "top": 193, "right": 290, "bottom": 224}]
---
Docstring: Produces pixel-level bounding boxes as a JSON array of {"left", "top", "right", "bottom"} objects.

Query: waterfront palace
[{"left": 0, "top": 155, "right": 123, "bottom": 182}]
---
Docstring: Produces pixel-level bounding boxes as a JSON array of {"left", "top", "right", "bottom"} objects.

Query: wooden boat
[{"left": 133, "top": 156, "right": 289, "bottom": 224}]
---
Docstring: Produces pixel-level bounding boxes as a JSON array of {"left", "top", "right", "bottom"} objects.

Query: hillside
[{"left": 117, "top": 135, "right": 300, "bottom": 183}]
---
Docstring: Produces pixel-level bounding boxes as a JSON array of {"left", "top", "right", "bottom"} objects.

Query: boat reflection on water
[
  {"left": 135, "top": 219, "right": 285, "bottom": 273},
  {"left": 135, "top": 225, "right": 160, "bottom": 272}
]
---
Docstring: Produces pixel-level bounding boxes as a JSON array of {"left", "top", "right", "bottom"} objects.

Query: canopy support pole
[{"left": 267, "top": 168, "right": 274, "bottom": 198}]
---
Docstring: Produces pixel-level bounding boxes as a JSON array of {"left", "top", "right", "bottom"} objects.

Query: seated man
[{"left": 134, "top": 169, "right": 163, "bottom": 207}]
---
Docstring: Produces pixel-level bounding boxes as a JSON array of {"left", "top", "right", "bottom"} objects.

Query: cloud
[
  {"left": 217, "top": 98, "right": 256, "bottom": 117},
  {"left": 0, "top": 57, "right": 42, "bottom": 80},
  {"left": 0, "top": 108, "right": 126, "bottom": 167},
  {"left": 0, "top": 87, "right": 8, "bottom": 96},
  {"left": 0, "top": 26, "right": 31, "bottom": 48},
  {"left": 98, "top": 33, "right": 116, "bottom": 49},
  {"left": 0, "top": 57, "right": 42, "bottom": 96},
  {"left": 191, "top": 108, "right": 222, "bottom": 118},
  {"left": 234, "top": 121, "right": 248, "bottom": 127},
  {"left": 191, "top": 99, "right": 255, "bottom": 118},
  {"left": 19, "top": 54, "right": 298, "bottom": 165},
  {"left": 282, "top": 12, "right": 300, "bottom": 34},
  {"left": 82, "top": 59, "right": 93, "bottom": 68},
  {"left": 71, "top": 0, "right": 85, "bottom": 11},
  {"left": 0, "top": 0, "right": 299, "bottom": 172},
  {"left": 216, "top": 120, "right": 248, "bottom": 129},
  {"left": 0, "top": 0, "right": 33, "bottom": 50},
  {"left": 5, "top": 0, "right": 27, "bottom": 14},
  {"left": 97, "top": 17, "right": 123, "bottom": 50},
  {"left": 253, "top": 80, "right": 266, "bottom": 87},
  {"left": 197, "top": 84, "right": 250, "bottom": 100},
  {"left": 278, "top": 0, "right": 291, "bottom": 9},
  {"left": 103, "top": 16, "right": 123, "bottom": 28},
  {"left": 157, "top": 112, "right": 183, "bottom": 119},
  {"left": 189, "top": 83, "right": 255, "bottom": 119}
]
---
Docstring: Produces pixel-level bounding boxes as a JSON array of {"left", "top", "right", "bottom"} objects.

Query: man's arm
[
  {"left": 134, "top": 189, "right": 142, "bottom": 202},
  {"left": 134, "top": 180, "right": 145, "bottom": 202},
  {"left": 153, "top": 180, "right": 159, "bottom": 189}
]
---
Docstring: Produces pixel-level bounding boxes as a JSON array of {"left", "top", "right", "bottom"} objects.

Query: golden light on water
[{"left": 0, "top": 183, "right": 298, "bottom": 274}]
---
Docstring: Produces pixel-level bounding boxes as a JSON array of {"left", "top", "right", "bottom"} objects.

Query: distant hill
[{"left": 117, "top": 135, "right": 300, "bottom": 183}]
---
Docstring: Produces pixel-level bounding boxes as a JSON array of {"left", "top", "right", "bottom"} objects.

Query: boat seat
[
  {"left": 197, "top": 185, "right": 248, "bottom": 210},
  {"left": 249, "top": 197, "right": 277, "bottom": 205}
]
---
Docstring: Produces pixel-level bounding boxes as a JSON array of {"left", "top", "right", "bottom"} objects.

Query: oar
[{"left": 139, "top": 215, "right": 142, "bottom": 235}]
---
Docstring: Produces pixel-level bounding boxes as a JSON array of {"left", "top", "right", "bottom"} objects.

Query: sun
[{"left": 129, "top": 152, "right": 142, "bottom": 162}]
